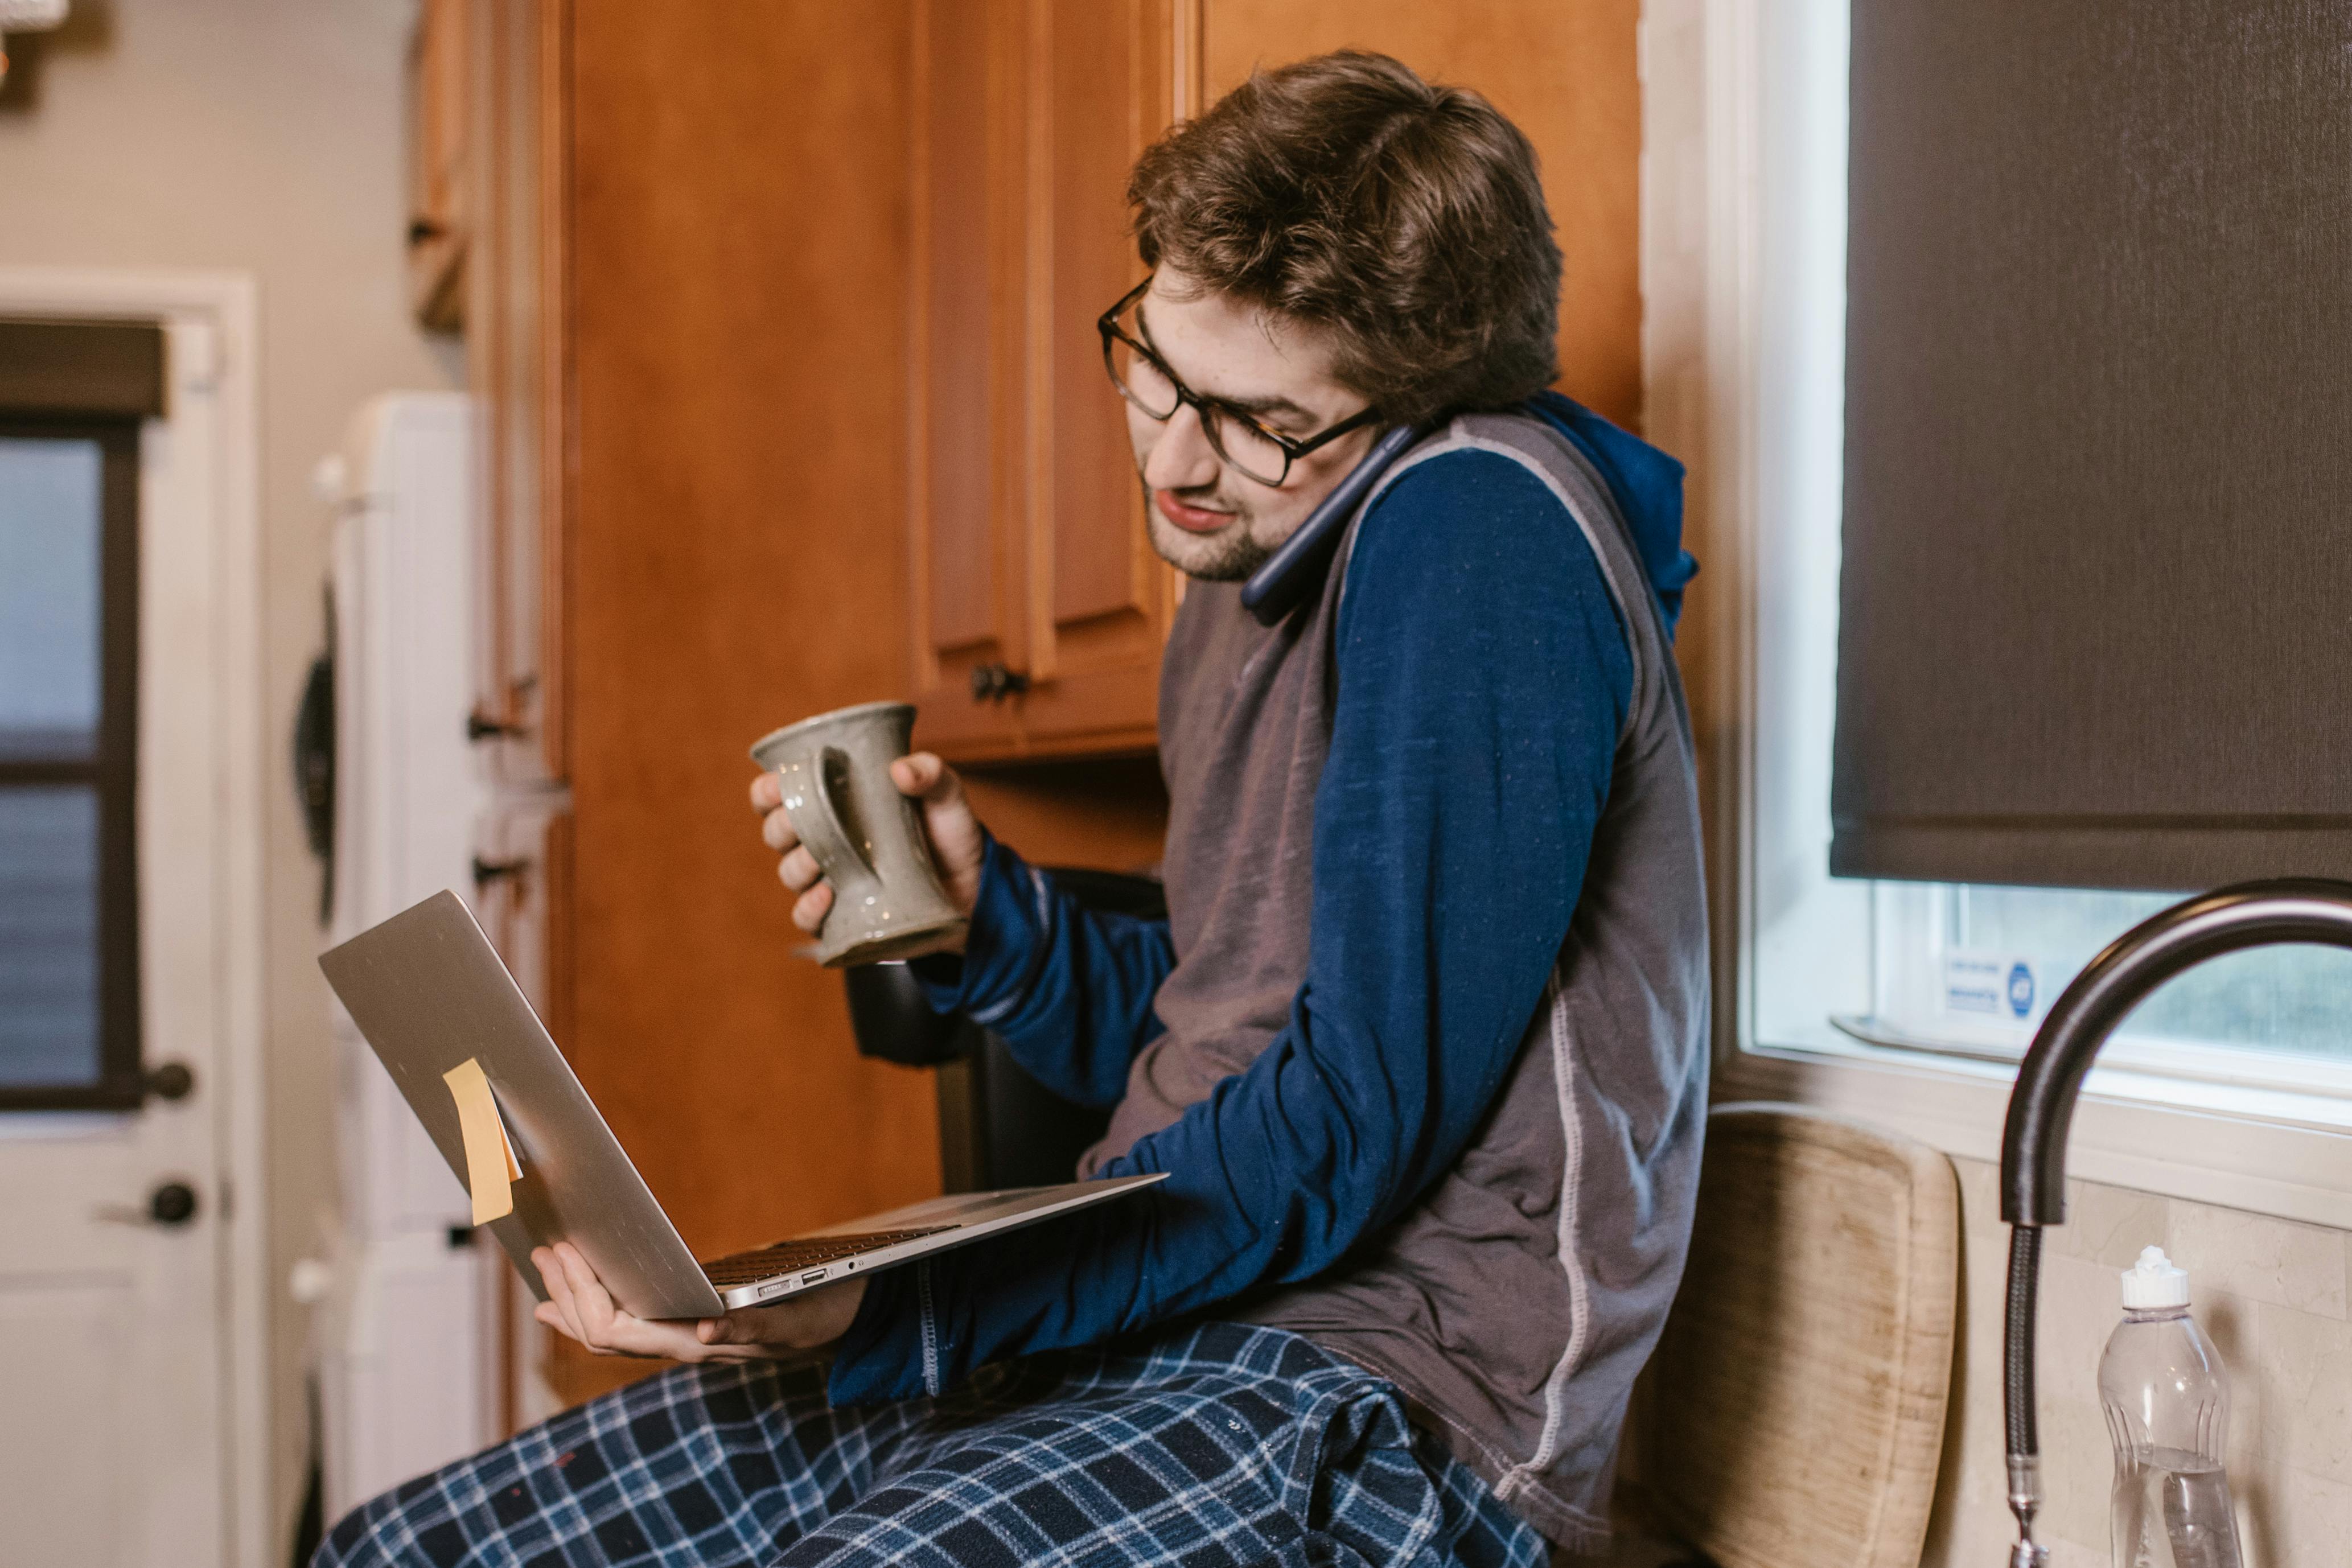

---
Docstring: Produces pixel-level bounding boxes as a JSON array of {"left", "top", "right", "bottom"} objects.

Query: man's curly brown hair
[{"left": 1128, "top": 51, "right": 1562, "bottom": 431}]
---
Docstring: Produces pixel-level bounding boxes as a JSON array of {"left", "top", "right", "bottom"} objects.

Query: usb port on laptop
[{"left": 801, "top": 1269, "right": 828, "bottom": 1286}]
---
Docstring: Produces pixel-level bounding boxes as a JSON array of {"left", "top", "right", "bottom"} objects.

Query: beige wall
[
  {"left": 0, "top": 0, "right": 460, "bottom": 1548},
  {"left": 1928, "top": 1156, "right": 2351, "bottom": 1566}
]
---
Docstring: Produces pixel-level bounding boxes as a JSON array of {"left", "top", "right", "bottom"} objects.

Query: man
[{"left": 322, "top": 51, "right": 1705, "bottom": 1568}]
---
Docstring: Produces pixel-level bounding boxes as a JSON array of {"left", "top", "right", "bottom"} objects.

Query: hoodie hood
[{"left": 1527, "top": 390, "right": 1698, "bottom": 639}]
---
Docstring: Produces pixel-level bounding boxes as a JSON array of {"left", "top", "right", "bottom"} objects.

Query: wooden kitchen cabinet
[
  {"left": 1194, "top": 1, "right": 1644, "bottom": 430},
  {"left": 439, "top": 0, "right": 1639, "bottom": 1418},
  {"left": 447, "top": 0, "right": 586, "bottom": 1421},
  {"left": 549, "top": 0, "right": 950, "bottom": 1410},
  {"left": 408, "top": 0, "right": 472, "bottom": 331},
  {"left": 466, "top": 0, "right": 571, "bottom": 788},
  {"left": 908, "top": 0, "right": 1181, "bottom": 764},
  {"left": 470, "top": 796, "right": 573, "bottom": 1032},
  {"left": 906, "top": 0, "right": 1643, "bottom": 763}
]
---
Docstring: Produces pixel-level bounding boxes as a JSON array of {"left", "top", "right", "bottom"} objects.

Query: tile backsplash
[{"left": 1925, "top": 1155, "right": 2352, "bottom": 1566}]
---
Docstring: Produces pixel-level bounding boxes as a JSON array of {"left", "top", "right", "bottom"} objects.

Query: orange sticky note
[{"left": 443, "top": 1056, "right": 521, "bottom": 1224}]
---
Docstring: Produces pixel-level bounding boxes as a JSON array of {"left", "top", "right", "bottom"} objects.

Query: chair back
[{"left": 1636, "top": 1101, "right": 1958, "bottom": 1568}]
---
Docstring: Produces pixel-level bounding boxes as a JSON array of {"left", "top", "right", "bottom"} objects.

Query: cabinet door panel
[
  {"left": 1018, "top": 0, "right": 1178, "bottom": 751},
  {"left": 924, "top": 0, "right": 1002, "bottom": 657},
  {"left": 561, "top": 0, "right": 943, "bottom": 1420},
  {"left": 910, "top": 0, "right": 1029, "bottom": 755},
  {"left": 471, "top": 795, "right": 570, "bottom": 1032},
  {"left": 409, "top": 0, "right": 470, "bottom": 331},
  {"left": 1046, "top": 0, "right": 1157, "bottom": 631},
  {"left": 468, "top": 0, "right": 570, "bottom": 787},
  {"left": 1197, "top": 0, "right": 1643, "bottom": 428}
]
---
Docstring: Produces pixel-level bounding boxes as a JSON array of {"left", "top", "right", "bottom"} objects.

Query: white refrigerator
[{"left": 312, "top": 392, "right": 499, "bottom": 1513}]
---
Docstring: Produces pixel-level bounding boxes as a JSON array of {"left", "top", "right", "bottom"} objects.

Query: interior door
[{"left": 0, "top": 334, "right": 227, "bottom": 1566}]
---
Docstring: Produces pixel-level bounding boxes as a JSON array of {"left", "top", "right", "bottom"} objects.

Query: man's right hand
[{"left": 749, "top": 751, "right": 985, "bottom": 944}]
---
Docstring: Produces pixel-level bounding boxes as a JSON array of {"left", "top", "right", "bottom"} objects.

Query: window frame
[
  {"left": 0, "top": 416, "right": 145, "bottom": 1110},
  {"left": 1640, "top": 0, "right": 2352, "bottom": 1230}
]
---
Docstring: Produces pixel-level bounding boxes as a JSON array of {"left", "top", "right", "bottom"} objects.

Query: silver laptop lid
[{"left": 319, "top": 890, "right": 727, "bottom": 1319}]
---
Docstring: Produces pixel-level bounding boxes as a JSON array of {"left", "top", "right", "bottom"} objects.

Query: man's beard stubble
[{"left": 1140, "top": 481, "right": 1273, "bottom": 583}]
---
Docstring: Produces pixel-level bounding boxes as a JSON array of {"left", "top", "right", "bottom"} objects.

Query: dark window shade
[
  {"left": 1833, "top": 0, "right": 2352, "bottom": 892},
  {"left": 0, "top": 320, "right": 165, "bottom": 419}
]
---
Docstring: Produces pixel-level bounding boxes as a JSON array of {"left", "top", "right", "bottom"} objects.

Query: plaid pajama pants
[{"left": 315, "top": 1321, "right": 1547, "bottom": 1568}]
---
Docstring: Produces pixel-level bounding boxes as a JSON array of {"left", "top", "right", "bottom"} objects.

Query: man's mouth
[{"left": 1154, "top": 490, "right": 1236, "bottom": 535}]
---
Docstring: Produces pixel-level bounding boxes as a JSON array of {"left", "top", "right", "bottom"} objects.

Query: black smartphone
[{"left": 1238, "top": 422, "right": 1424, "bottom": 627}]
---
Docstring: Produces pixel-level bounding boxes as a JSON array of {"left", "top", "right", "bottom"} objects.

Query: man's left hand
[{"left": 531, "top": 1240, "right": 867, "bottom": 1363}]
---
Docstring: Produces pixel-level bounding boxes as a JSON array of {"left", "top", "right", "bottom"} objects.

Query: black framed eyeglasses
[{"left": 1098, "top": 275, "right": 1380, "bottom": 488}]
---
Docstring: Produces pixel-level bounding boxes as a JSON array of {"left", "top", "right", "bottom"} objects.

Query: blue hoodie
[{"left": 829, "top": 397, "right": 1692, "bottom": 1402}]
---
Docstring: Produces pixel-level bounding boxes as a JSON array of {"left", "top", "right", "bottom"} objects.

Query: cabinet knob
[
  {"left": 467, "top": 707, "right": 522, "bottom": 742},
  {"left": 472, "top": 855, "right": 531, "bottom": 887},
  {"left": 969, "top": 664, "right": 1032, "bottom": 703}
]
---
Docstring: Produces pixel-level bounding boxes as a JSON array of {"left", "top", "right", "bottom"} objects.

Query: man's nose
[{"left": 1142, "top": 404, "right": 1222, "bottom": 493}]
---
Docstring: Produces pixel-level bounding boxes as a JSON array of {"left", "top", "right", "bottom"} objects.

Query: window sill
[{"left": 1718, "top": 1034, "right": 2352, "bottom": 1230}]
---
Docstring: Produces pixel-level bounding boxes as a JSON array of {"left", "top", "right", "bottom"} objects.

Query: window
[
  {"left": 0, "top": 319, "right": 158, "bottom": 1110},
  {"left": 1735, "top": 0, "right": 2352, "bottom": 1129}
]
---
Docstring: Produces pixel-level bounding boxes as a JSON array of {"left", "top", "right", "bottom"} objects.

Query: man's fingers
[
  {"left": 890, "top": 752, "right": 961, "bottom": 804},
  {"left": 760, "top": 806, "right": 800, "bottom": 854},
  {"left": 749, "top": 772, "right": 782, "bottom": 812},
  {"left": 537, "top": 1243, "right": 734, "bottom": 1363},
  {"left": 532, "top": 1247, "right": 587, "bottom": 1344},
  {"left": 776, "top": 845, "right": 821, "bottom": 893},
  {"left": 544, "top": 1244, "right": 603, "bottom": 1348},
  {"left": 548, "top": 1242, "right": 711, "bottom": 1359},
  {"left": 792, "top": 882, "right": 833, "bottom": 933},
  {"left": 553, "top": 1242, "right": 627, "bottom": 1350},
  {"left": 693, "top": 1308, "right": 795, "bottom": 1351}
]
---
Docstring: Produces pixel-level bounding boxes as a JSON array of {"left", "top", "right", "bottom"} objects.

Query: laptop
[{"left": 319, "top": 890, "right": 1164, "bottom": 1319}]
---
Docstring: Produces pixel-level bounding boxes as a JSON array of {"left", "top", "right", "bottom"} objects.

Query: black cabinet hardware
[
  {"left": 969, "top": 664, "right": 1031, "bottom": 702},
  {"left": 472, "top": 856, "right": 529, "bottom": 887},
  {"left": 467, "top": 708, "right": 523, "bottom": 741}
]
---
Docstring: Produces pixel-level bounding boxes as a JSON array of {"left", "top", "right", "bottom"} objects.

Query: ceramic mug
[{"left": 749, "top": 701, "right": 967, "bottom": 966}]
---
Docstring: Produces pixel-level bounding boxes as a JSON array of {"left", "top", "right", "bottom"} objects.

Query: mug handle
[{"left": 774, "top": 747, "right": 884, "bottom": 907}]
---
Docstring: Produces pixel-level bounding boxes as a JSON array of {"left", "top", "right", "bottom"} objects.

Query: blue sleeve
[
  {"left": 828, "top": 449, "right": 1632, "bottom": 1402},
  {"left": 909, "top": 833, "right": 1175, "bottom": 1108}
]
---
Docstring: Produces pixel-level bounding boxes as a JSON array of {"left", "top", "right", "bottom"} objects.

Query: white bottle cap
[{"left": 2120, "top": 1245, "right": 2190, "bottom": 1309}]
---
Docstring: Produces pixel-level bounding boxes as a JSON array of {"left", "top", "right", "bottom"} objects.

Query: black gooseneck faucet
[{"left": 1997, "top": 878, "right": 2352, "bottom": 1566}]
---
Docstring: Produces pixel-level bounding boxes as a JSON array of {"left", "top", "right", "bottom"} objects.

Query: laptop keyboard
[{"left": 700, "top": 1227, "right": 956, "bottom": 1286}]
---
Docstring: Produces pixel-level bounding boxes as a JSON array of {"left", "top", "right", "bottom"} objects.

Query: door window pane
[
  {"left": 0, "top": 787, "right": 100, "bottom": 1089},
  {"left": 0, "top": 437, "right": 102, "bottom": 761}
]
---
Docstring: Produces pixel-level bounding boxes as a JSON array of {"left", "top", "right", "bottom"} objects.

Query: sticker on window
[{"left": 1944, "top": 950, "right": 2043, "bottom": 1026}]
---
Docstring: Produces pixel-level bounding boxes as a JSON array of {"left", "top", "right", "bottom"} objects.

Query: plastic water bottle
[{"left": 2099, "top": 1246, "right": 2243, "bottom": 1568}]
